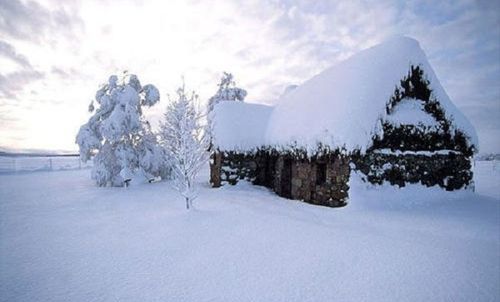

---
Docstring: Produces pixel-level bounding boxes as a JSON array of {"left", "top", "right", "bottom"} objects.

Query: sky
[{"left": 0, "top": 0, "right": 499, "bottom": 153}]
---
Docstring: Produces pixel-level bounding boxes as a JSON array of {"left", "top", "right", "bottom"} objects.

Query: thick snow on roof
[
  {"left": 266, "top": 36, "right": 478, "bottom": 153},
  {"left": 212, "top": 101, "right": 273, "bottom": 151}
]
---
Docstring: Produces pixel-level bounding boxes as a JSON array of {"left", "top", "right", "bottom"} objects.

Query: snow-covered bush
[
  {"left": 160, "top": 84, "right": 209, "bottom": 209},
  {"left": 76, "top": 72, "right": 168, "bottom": 186}
]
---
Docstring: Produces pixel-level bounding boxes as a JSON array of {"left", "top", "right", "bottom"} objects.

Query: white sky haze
[{"left": 0, "top": 0, "right": 499, "bottom": 153}]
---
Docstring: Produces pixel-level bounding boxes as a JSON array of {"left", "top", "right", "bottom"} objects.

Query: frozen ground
[{"left": 0, "top": 161, "right": 498, "bottom": 302}]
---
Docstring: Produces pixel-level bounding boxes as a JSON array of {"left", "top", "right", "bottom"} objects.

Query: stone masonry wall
[
  {"left": 210, "top": 151, "right": 350, "bottom": 207},
  {"left": 210, "top": 148, "right": 473, "bottom": 207},
  {"left": 210, "top": 151, "right": 266, "bottom": 186},
  {"left": 287, "top": 157, "right": 350, "bottom": 207}
]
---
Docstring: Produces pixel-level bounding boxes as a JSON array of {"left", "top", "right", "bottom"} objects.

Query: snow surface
[
  {"left": 213, "top": 101, "right": 273, "bottom": 151},
  {"left": 1, "top": 161, "right": 499, "bottom": 302},
  {"left": 264, "top": 36, "right": 478, "bottom": 153},
  {"left": 372, "top": 149, "right": 460, "bottom": 156},
  {"left": 473, "top": 160, "right": 500, "bottom": 200},
  {"left": 384, "top": 98, "right": 439, "bottom": 128}
]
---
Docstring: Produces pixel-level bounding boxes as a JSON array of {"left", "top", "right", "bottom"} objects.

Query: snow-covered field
[{"left": 0, "top": 161, "right": 498, "bottom": 302}]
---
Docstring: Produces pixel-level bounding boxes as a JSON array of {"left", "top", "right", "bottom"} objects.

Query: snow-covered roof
[
  {"left": 213, "top": 36, "right": 478, "bottom": 153},
  {"left": 385, "top": 98, "right": 440, "bottom": 129},
  {"left": 212, "top": 101, "right": 273, "bottom": 152}
]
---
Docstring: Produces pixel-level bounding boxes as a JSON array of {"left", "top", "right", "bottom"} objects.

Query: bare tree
[{"left": 160, "top": 83, "right": 209, "bottom": 209}]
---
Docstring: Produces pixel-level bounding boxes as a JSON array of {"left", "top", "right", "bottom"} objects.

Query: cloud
[
  {"left": 0, "top": 0, "right": 83, "bottom": 102},
  {"left": 50, "top": 66, "right": 86, "bottom": 80},
  {"left": 0, "top": 0, "right": 84, "bottom": 43},
  {"left": 0, "top": 40, "right": 32, "bottom": 69},
  {"left": 0, "top": 0, "right": 498, "bottom": 153},
  {"left": 0, "top": 70, "right": 45, "bottom": 99},
  {"left": 0, "top": 40, "right": 44, "bottom": 100},
  {"left": 50, "top": 67, "right": 70, "bottom": 78}
]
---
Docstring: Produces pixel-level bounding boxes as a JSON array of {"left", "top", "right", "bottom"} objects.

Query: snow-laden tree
[
  {"left": 137, "top": 121, "right": 171, "bottom": 181},
  {"left": 76, "top": 72, "right": 168, "bottom": 186},
  {"left": 207, "top": 72, "right": 247, "bottom": 113},
  {"left": 160, "top": 84, "right": 209, "bottom": 209}
]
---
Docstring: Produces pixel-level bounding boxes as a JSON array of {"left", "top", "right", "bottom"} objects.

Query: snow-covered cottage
[{"left": 209, "top": 37, "right": 478, "bottom": 207}]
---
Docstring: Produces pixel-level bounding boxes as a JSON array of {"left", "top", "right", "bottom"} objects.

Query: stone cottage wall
[
  {"left": 282, "top": 156, "right": 350, "bottom": 207},
  {"left": 352, "top": 150, "right": 473, "bottom": 190},
  {"left": 209, "top": 151, "right": 262, "bottom": 186},
  {"left": 311, "top": 156, "right": 350, "bottom": 206},
  {"left": 209, "top": 151, "right": 350, "bottom": 207}
]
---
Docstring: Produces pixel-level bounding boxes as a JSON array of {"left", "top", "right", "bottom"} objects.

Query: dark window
[{"left": 316, "top": 163, "right": 326, "bottom": 185}]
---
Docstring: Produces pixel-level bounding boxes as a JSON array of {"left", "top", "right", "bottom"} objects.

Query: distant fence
[{"left": 0, "top": 155, "right": 92, "bottom": 173}]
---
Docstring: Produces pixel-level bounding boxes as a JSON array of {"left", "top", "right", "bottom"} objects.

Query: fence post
[
  {"left": 49, "top": 158, "right": 53, "bottom": 171},
  {"left": 13, "top": 158, "right": 16, "bottom": 173}
]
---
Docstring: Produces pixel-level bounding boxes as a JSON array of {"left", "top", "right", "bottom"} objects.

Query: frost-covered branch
[{"left": 160, "top": 83, "right": 209, "bottom": 209}]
